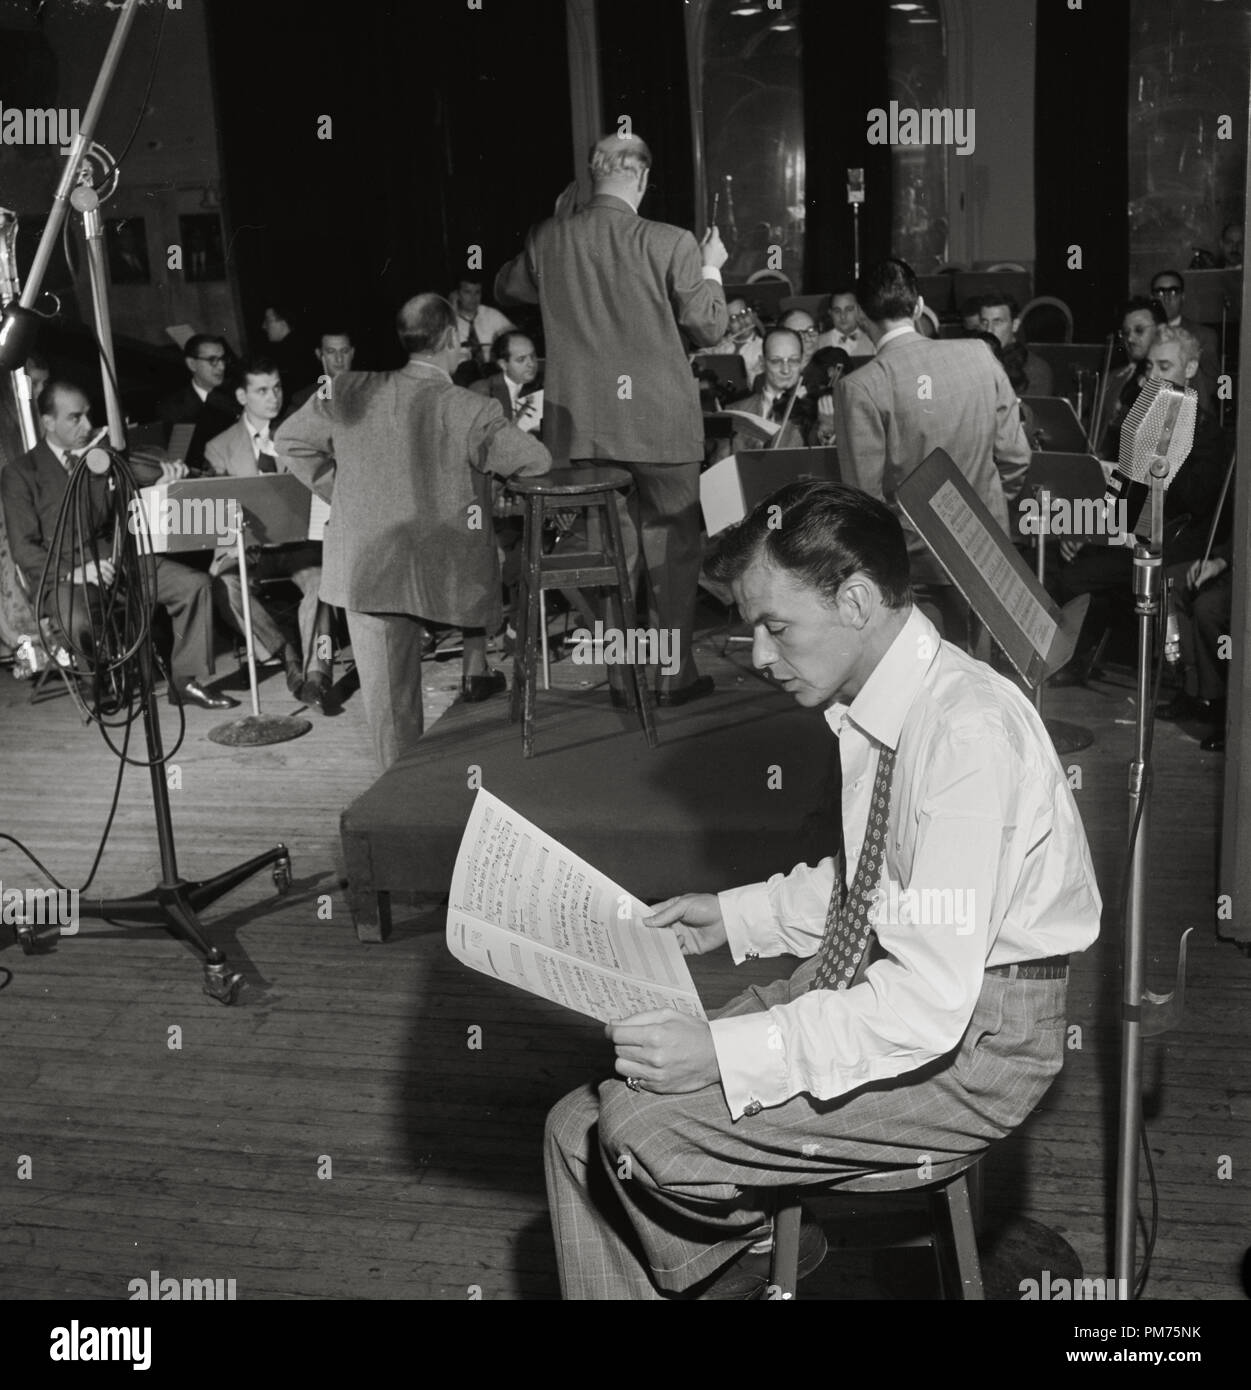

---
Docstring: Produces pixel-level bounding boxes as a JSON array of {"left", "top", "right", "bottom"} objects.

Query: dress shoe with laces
[
  {"left": 169, "top": 679, "right": 239, "bottom": 710},
  {"left": 1200, "top": 730, "right": 1226, "bottom": 753},
  {"left": 461, "top": 670, "right": 507, "bottom": 702}
]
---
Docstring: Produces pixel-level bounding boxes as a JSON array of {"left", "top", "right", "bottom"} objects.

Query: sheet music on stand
[
  {"left": 447, "top": 789, "right": 706, "bottom": 1024},
  {"left": 896, "top": 449, "right": 1082, "bottom": 686}
]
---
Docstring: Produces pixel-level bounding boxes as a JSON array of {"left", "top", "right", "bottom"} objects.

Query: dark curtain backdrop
[
  {"left": 205, "top": 0, "right": 571, "bottom": 369},
  {"left": 1034, "top": 0, "right": 1130, "bottom": 340},
  {"left": 596, "top": 0, "right": 694, "bottom": 232},
  {"left": 801, "top": 0, "right": 892, "bottom": 292}
]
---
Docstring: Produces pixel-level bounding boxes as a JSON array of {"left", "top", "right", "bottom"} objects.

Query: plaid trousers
[{"left": 544, "top": 959, "right": 1067, "bottom": 1299}]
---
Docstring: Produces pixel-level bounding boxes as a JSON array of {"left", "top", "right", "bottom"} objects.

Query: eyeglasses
[
  {"left": 1152, "top": 286, "right": 1182, "bottom": 297},
  {"left": 792, "top": 327, "right": 818, "bottom": 338},
  {"left": 195, "top": 354, "right": 226, "bottom": 364},
  {"left": 765, "top": 357, "right": 802, "bottom": 369},
  {"left": 729, "top": 310, "right": 755, "bottom": 322}
]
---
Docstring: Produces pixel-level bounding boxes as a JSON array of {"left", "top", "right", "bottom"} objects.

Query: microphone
[{"left": 1108, "top": 377, "right": 1197, "bottom": 542}]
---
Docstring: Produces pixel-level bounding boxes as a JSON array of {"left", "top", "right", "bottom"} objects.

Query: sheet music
[
  {"left": 447, "top": 789, "right": 706, "bottom": 1023},
  {"left": 927, "top": 479, "right": 1057, "bottom": 656}
]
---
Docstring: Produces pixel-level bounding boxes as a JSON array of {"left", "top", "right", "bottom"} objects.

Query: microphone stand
[
  {"left": 10, "top": 0, "right": 293, "bottom": 1003},
  {"left": 1113, "top": 467, "right": 1192, "bottom": 1295}
]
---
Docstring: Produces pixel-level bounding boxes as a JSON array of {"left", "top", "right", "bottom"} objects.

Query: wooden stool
[
  {"left": 769, "top": 1154, "right": 985, "bottom": 1300},
  {"left": 506, "top": 466, "right": 657, "bottom": 759}
]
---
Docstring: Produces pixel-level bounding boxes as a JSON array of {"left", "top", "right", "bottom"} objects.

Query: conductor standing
[{"left": 496, "top": 133, "right": 728, "bottom": 706}]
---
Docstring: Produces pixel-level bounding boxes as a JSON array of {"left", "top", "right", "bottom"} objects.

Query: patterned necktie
[
  {"left": 63, "top": 451, "right": 79, "bottom": 473},
  {"left": 809, "top": 743, "right": 896, "bottom": 992}
]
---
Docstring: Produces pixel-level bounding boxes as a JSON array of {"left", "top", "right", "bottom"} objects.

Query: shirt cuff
[
  {"left": 718, "top": 880, "right": 779, "bottom": 963},
  {"left": 700, "top": 266, "right": 723, "bottom": 283},
  {"left": 710, "top": 1009, "right": 792, "bottom": 1118}
]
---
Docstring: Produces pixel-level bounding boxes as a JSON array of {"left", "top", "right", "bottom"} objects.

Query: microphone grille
[{"left": 1117, "top": 378, "right": 1197, "bottom": 485}]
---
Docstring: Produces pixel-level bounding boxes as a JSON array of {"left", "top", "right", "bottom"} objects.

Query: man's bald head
[
  {"left": 589, "top": 133, "right": 652, "bottom": 207},
  {"left": 396, "top": 293, "right": 457, "bottom": 355}
]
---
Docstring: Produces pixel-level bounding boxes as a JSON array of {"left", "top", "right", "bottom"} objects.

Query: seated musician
[
  {"left": 0, "top": 380, "right": 236, "bottom": 709},
  {"left": 725, "top": 328, "right": 835, "bottom": 454},
  {"left": 204, "top": 357, "right": 336, "bottom": 711},
  {"left": 1051, "top": 325, "right": 1227, "bottom": 688},
  {"left": 157, "top": 333, "right": 238, "bottom": 472},
  {"left": 1088, "top": 296, "right": 1165, "bottom": 461}
]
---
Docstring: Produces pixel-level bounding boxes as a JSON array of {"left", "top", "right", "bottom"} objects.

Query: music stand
[{"left": 1021, "top": 397, "right": 1089, "bottom": 454}]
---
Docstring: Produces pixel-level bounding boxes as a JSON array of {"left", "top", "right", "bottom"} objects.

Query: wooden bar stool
[
  {"left": 769, "top": 1154, "right": 985, "bottom": 1300},
  {"left": 506, "top": 466, "right": 658, "bottom": 758}
]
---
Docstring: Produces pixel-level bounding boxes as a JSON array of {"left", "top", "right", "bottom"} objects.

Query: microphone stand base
[
  {"left": 1045, "top": 718, "right": 1095, "bottom": 755},
  {"left": 207, "top": 713, "right": 313, "bottom": 747}
]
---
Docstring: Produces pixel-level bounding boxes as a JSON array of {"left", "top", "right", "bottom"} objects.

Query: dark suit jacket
[
  {"left": 496, "top": 193, "right": 727, "bottom": 463},
  {"left": 0, "top": 440, "right": 113, "bottom": 591},
  {"left": 470, "top": 374, "right": 513, "bottom": 415},
  {"left": 274, "top": 361, "right": 551, "bottom": 629},
  {"left": 726, "top": 388, "right": 814, "bottom": 452},
  {"left": 833, "top": 329, "right": 1030, "bottom": 585},
  {"left": 157, "top": 383, "right": 237, "bottom": 469},
  {"left": 1161, "top": 409, "right": 1230, "bottom": 563}
]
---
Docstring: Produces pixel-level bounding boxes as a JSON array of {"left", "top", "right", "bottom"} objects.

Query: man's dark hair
[
  {"left": 318, "top": 328, "right": 353, "bottom": 346},
  {"left": 959, "top": 294, "right": 987, "bottom": 320},
  {"left": 1121, "top": 295, "right": 1167, "bottom": 325},
  {"left": 857, "top": 257, "right": 919, "bottom": 324},
  {"left": 1149, "top": 268, "right": 1185, "bottom": 292},
  {"left": 25, "top": 350, "right": 49, "bottom": 372},
  {"left": 762, "top": 326, "right": 803, "bottom": 359},
  {"left": 979, "top": 291, "right": 1019, "bottom": 318},
  {"left": 237, "top": 355, "right": 282, "bottom": 386},
  {"left": 706, "top": 479, "right": 911, "bottom": 610},
  {"left": 491, "top": 329, "right": 532, "bottom": 363},
  {"left": 828, "top": 285, "right": 856, "bottom": 300},
  {"left": 36, "top": 379, "right": 83, "bottom": 418},
  {"left": 396, "top": 294, "right": 457, "bottom": 354},
  {"left": 184, "top": 333, "right": 227, "bottom": 361}
]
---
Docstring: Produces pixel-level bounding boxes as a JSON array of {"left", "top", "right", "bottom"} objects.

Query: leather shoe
[
  {"left": 696, "top": 1215, "right": 827, "bottom": 1301},
  {"left": 169, "top": 679, "right": 239, "bottom": 710},
  {"left": 1200, "top": 730, "right": 1226, "bottom": 753},
  {"left": 299, "top": 672, "right": 339, "bottom": 714},
  {"left": 1048, "top": 650, "right": 1095, "bottom": 688},
  {"left": 461, "top": 670, "right": 507, "bottom": 703},
  {"left": 655, "top": 675, "right": 715, "bottom": 708}
]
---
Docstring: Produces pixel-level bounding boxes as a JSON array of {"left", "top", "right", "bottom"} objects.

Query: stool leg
[
  {"left": 769, "top": 1199, "right": 804, "bottom": 1301},
  {"left": 510, "top": 496, "right": 541, "bottom": 727},
  {"left": 927, "top": 1174, "right": 985, "bottom": 1300},
  {"left": 540, "top": 589, "right": 550, "bottom": 692},
  {"left": 602, "top": 490, "right": 657, "bottom": 749},
  {"left": 521, "top": 499, "right": 545, "bottom": 759}
]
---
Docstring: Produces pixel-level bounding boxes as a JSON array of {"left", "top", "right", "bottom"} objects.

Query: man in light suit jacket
[
  {"left": 496, "top": 133, "right": 728, "bottom": 705},
  {"left": 205, "top": 357, "right": 334, "bottom": 708},
  {"left": 833, "top": 258, "right": 1031, "bottom": 644},
  {"left": 275, "top": 294, "right": 551, "bottom": 770}
]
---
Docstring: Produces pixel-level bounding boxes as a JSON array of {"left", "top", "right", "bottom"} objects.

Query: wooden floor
[{"left": 1, "top": 623, "right": 1248, "bottom": 1302}]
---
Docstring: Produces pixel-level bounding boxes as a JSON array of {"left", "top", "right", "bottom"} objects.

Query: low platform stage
[{"left": 341, "top": 671, "right": 839, "bottom": 939}]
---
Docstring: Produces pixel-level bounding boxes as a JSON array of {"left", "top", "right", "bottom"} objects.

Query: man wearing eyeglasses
[
  {"left": 727, "top": 328, "right": 821, "bottom": 452},
  {"left": 158, "top": 333, "right": 238, "bottom": 471},
  {"left": 1088, "top": 296, "right": 1165, "bottom": 460},
  {"left": 705, "top": 298, "right": 764, "bottom": 383},
  {"left": 1149, "top": 270, "right": 1218, "bottom": 410}
]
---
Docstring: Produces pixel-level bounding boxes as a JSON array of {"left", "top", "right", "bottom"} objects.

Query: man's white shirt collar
[
  {"left": 876, "top": 324, "right": 918, "bottom": 350},
  {"left": 192, "top": 381, "right": 211, "bottom": 403},
  {"left": 824, "top": 607, "right": 939, "bottom": 750}
]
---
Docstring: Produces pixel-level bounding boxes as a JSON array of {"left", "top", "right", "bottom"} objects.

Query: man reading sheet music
[{"left": 544, "top": 481, "right": 1102, "bottom": 1299}]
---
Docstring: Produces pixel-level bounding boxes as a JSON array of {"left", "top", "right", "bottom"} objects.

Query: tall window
[
  {"left": 695, "top": 1, "right": 805, "bottom": 286},
  {"left": 1127, "top": 0, "right": 1250, "bottom": 289},
  {"left": 887, "top": 0, "right": 949, "bottom": 272}
]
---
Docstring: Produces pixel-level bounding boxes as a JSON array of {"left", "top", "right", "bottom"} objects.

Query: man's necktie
[
  {"left": 464, "top": 317, "right": 480, "bottom": 355},
  {"left": 255, "top": 436, "right": 277, "bottom": 473},
  {"left": 809, "top": 743, "right": 896, "bottom": 992},
  {"left": 63, "top": 451, "right": 81, "bottom": 474}
]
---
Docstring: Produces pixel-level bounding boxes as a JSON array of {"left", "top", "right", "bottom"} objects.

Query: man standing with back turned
[{"left": 496, "top": 133, "right": 728, "bottom": 705}]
